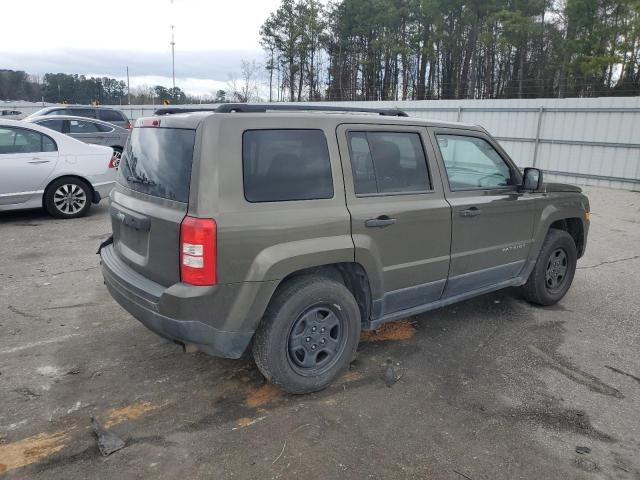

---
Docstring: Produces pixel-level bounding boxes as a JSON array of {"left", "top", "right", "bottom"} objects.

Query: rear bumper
[
  {"left": 93, "top": 181, "right": 115, "bottom": 204},
  {"left": 100, "top": 244, "right": 253, "bottom": 358}
]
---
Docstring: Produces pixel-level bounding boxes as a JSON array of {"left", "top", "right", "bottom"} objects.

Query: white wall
[{"left": 5, "top": 97, "right": 639, "bottom": 190}]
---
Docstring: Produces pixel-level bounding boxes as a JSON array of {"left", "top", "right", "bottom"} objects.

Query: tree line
[
  {"left": 0, "top": 70, "right": 226, "bottom": 104},
  {"left": 260, "top": 0, "right": 640, "bottom": 101}
]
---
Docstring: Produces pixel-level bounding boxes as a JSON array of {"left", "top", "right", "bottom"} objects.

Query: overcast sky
[{"left": 1, "top": 0, "right": 283, "bottom": 95}]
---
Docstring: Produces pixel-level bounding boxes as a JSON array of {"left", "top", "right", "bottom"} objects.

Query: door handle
[
  {"left": 27, "top": 158, "right": 50, "bottom": 164},
  {"left": 365, "top": 215, "right": 396, "bottom": 228},
  {"left": 460, "top": 207, "right": 481, "bottom": 217}
]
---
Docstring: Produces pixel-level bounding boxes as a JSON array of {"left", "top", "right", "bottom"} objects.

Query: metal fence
[{"left": 4, "top": 97, "right": 640, "bottom": 190}]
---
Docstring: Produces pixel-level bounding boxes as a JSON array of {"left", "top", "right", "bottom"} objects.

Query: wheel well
[
  {"left": 550, "top": 218, "right": 585, "bottom": 258},
  {"left": 277, "top": 263, "right": 372, "bottom": 327},
  {"left": 110, "top": 146, "right": 123, "bottom": 152},
  {"left": 42, "top": 175, "right": 96, "bottom": 207}
]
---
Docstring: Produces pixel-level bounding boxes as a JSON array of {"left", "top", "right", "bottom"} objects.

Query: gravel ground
[{"left": 0, "top": 185, "right": 638, "bottom": 480}]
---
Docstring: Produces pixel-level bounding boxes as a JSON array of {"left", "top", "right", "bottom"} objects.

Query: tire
[
  {"left": 252, "top": 275, "right": 361, "bottom": 394},
  {"left": 522, "top": 229, "right": 577, "bottom": 306},
  {"left": 111, "top": 147, "right": 123, "bottom": 168},
  {"left": 44, "top": 177, "right": 92, "bottom": 219}
]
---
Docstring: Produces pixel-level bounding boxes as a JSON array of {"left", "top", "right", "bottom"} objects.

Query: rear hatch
[{"left": 111, "top": 122, "right": 196, "bottom": 287}]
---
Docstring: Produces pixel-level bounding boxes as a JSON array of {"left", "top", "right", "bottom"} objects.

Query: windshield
[{"left": 117, "top": 127, "right": 195, "bottom": 203}]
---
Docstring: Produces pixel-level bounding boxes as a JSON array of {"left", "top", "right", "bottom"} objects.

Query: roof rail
[
  {"left": 215, "top": 103, "right": 409, "bottom": 117},
  {"left": 153, "top": 107, "right": 217, "bottom": 116}
]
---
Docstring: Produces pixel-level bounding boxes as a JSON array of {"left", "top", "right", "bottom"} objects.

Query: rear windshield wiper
[{"left": 126, "top": 175, "right": 157, "bottom": 186}]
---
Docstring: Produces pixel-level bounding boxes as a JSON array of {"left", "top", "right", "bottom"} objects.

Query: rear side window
[
  {"left": 99, "top": 109, "right": 126, "bottom": 122},
  {"left": 118, "top": 127, "right": 195, "bottom": 202},
  {"left": 69, "top": 108, "right": 96, "bottom": 118},
  {"left": 69, "top": 120, "right": 101, "bottom": 133},
  {"left": 242, "top": 129, "right": 333, "bottom": 202},
  {"left": 95, "top": 123, "right": 114, "bottom": 133},
  {"left": 347, "top": 131, "right": 431, "bottom": 195}
]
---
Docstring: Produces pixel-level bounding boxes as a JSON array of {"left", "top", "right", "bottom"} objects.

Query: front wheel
[
  {"left": 252, "top": 276, "right": 361, "bottom": 394},
  {"left": 44, "top": 177, "right": 92, "bottom": 219},
  {"left": 522, "top": 229, "right": 577, "bottom": 305}
]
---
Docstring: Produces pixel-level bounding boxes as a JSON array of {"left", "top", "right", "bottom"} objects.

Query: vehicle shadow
[{"left": 0, "top": 204, "right": 109, "bottom": 223}]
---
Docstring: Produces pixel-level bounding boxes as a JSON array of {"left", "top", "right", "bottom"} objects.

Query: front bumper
[{"left": 100, "top": 245, "right": 253, "bottom": 358}]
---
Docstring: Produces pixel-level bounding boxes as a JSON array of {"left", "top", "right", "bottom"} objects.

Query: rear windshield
[{"left": 118, "top": 127, "right": 195, "bottom": 203}]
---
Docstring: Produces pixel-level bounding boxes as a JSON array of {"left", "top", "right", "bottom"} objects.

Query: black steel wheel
[
  {"left": 522, "top": 229, "right": 577, "bottom": 305},
  {"left": 253, "top": 275, "right": 360, "bottom": 394},
  {"left": 545, "top": 247, "right": 569, "bottom": 292},
  {"left": 287, "top": 305, "right": 347, "bottom": 376}
]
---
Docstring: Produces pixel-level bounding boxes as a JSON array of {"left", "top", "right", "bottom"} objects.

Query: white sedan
[{"left": 0, "top": 119, "right": 116, "bottom": 218}]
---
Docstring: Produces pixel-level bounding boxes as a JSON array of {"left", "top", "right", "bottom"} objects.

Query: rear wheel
[
  {"left": 44, "top": 177, "right": 92, "bottom": 219},
  {"left": 252, "top": 276, "right": 361, "bottom": 394},
  {"left": 522, "top": 229, "right": 577, "bottom": 305},
  {"left": 111, "top": 147, "right": 122, "bottom": 168}
]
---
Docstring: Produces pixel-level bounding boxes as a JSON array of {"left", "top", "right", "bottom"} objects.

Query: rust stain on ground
[
  {"left": 244, "top": 383, "right": 283, "bottom": 408},
  {"left": 360, "top": 319, "right": 416, "bottom": 342},
  {"left": 232, "top": 416, "right": 266, "bottom": 430},
  {"left": 104, "top": 401, "right": 159, "bottom": 428},
  {"left": 0, "top": 431, "right": 69, "bottom": 472},
  {"left": 338, "top": 370, "right": 365, "bottom": 383},
  {"left": 237, "top": 417, "right": 253, "bottom": 427}
]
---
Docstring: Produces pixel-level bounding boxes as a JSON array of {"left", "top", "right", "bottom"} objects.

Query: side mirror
[{"left": 522, "top": 167, "right": 543, "bottom": 191}]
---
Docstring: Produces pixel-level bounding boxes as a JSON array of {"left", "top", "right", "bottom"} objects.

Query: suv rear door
[
  {"left": 429, "top": 127, "right": 536, "bottom": 296},
  {"left": 337, "top": 124, "right": 451, "bottom": 318},
  {"left": 110, "top": 124, "right": 196, "bottom": 286}
]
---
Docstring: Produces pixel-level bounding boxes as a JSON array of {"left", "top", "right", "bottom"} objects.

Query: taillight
[
  {"left": 126, "top": 120, "right": 132, "bottom": 129},
  {"left": 108, "top": 154, "right": 118, "bottom": 168},
  {"left": 180, "top": 216, "right": 217, "bottom": 285},
  {"left": 137, "top": 118, "right": 161, "bottom": 127}
]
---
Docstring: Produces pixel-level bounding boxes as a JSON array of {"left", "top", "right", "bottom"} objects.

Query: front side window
[
  {"left": 0, "top": 127, "right": 57, "bottom": 154},
  {"left": 243, "top": 129, "right": 333, "bottom": 202},
  {"left": 39, "top": 119, "right": 65, "bottom": 133},
  {"left": 347, "top": 131, "right": 431, "bottom": 195},
  {"left": 436, "top": 134, "right": 514, "bottom": 190}
]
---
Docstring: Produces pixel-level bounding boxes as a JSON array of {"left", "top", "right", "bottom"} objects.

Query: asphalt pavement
[{"left": 0, "top": 186, "right": 638, "bottom": 479}]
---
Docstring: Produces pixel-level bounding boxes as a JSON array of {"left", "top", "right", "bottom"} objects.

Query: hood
[{"left": 545, "top": 182, "right": 582, "bottom": 193}]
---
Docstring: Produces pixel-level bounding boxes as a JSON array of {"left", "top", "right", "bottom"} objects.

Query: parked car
[
  {"left": 99, "top": 104, "right": 590, "bottom": 394},
  {"left": 25, "top": 115, "right": 130, "bottom": 156},
  {"left": 0, "top": 119, "right": 116, "bottom": 218},
  {"left": 24, "top": 106, "right": 131, "bottom": 129},
  {"left": 1, "top": 109, "right": 25, "bottom": 119}
]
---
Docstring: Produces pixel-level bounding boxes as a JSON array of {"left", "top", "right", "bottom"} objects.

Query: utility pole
[
  {"left": 170, "top": 25, "right": 176, "bottom": 102},
  {"left": 126, "top": 66, "right": 131, "bottom": 105}
]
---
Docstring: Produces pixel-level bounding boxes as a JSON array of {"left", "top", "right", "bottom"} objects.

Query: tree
[
  {"left": 260, "top": 0, "right": 640, "bottom": 100},
  {"left": 227, "top": 60, "right": 261, "bottom": 102}
]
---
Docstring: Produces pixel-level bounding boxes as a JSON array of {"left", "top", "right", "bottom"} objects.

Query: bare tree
[{"left": 227, "top": 60, "right": 262, "bottom": 102}]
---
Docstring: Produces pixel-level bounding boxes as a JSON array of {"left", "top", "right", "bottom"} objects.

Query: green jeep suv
[{"left": 100, "top": 104, "right": 590, "bottom": 394}]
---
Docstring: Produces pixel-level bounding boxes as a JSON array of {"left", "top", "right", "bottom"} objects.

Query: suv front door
[
  {"left": 429, "top": 128, "right": 536, "bottom": 297},
  {"left": 337, "top": 124, "right": 451, "bottom": 320}
]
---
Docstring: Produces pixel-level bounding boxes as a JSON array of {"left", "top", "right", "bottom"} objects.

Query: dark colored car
[
  {"left": 99, "top": 104, "right": 590, "bottom": 394},
  {"left": 25, "top": 106, "right": 131, "bottom": 130},
  {"left": 26, "top": 115, "right": 130, "bottom": 156}
]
